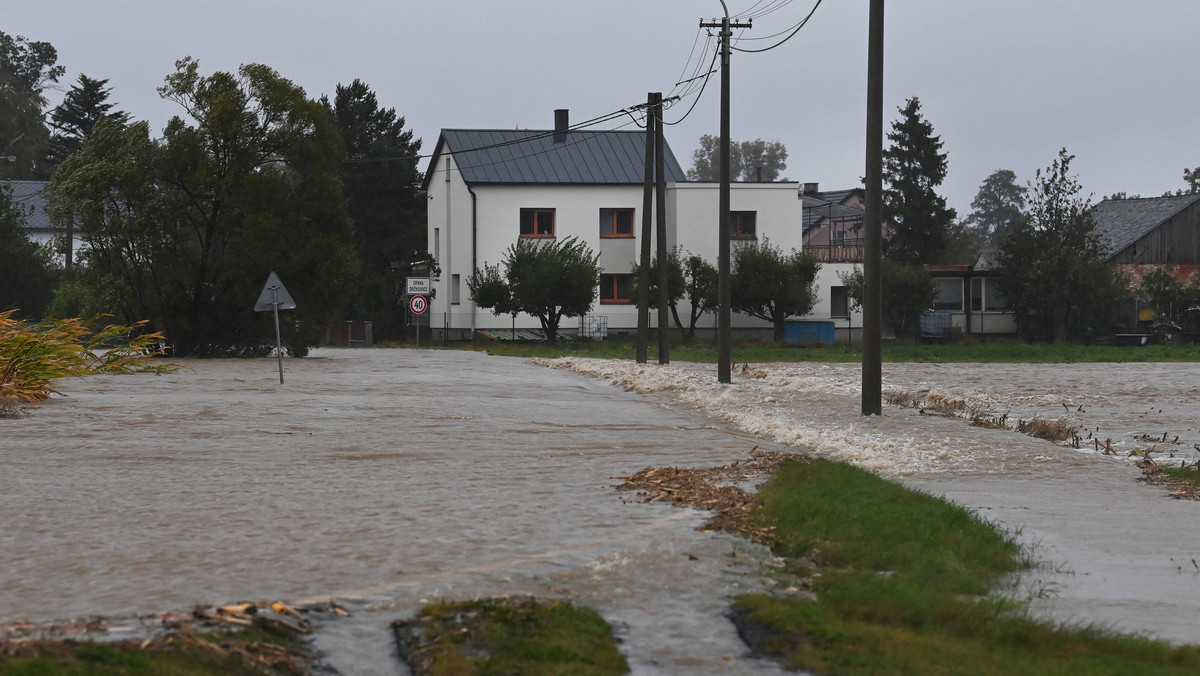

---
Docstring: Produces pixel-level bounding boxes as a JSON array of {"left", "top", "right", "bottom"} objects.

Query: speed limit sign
[{"left": 409, "top": 295, "right": 427, "bottom": 315}]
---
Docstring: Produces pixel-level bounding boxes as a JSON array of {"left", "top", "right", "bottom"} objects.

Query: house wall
[
  {"left": 808, "top": 263, "right": 865, "bottom": 345},
  {"left": 428, "top": 166, "right": 805, "bottom": 338}
]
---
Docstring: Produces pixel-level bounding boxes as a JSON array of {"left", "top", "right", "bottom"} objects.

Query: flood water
[{"left": 2, "top": 349, "right": 1198, "bottom": 673}]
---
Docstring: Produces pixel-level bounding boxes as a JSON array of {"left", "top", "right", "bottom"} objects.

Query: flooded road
[{"left": 2, "top": 349, "right": 1198, "bottom": 673}]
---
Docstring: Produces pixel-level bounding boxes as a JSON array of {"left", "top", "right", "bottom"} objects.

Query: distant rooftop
[
  {"left": 425, "top": 127, "right": 688, "bottom": 189},
  {"left": 1, "top": 180, "right": 52, "bottom": 231},
  {"left": 1091, "top": 193, "right": 1200, "bottom": 257}
]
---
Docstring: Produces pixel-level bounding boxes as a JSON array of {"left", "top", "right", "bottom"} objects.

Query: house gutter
[{"left": 469, "top": 185, "right": 478, "bottom": 337}]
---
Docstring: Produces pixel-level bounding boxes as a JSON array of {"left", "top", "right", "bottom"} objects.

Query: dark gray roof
[
  {"left": 801, "top": 189, "right": 863, "bottom": 232},
  {"left": 1, "top": 180, "right": 52, "bottom": 231},
  {"left": 423, "top": 128, "right": 687, "bottom": 189},
  {"left": 1090, "top": 194, "right": 1200, "bottom": 257}
]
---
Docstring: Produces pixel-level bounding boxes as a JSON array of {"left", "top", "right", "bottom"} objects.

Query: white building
[
  {"left": 422, "top": 110, "right": 805, "bottom": 341},
  {"left": 2, "top": 180, "right": 85, "bottom": 265}
]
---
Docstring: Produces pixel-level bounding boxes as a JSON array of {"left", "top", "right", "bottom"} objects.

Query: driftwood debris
[{"left": 614, "top": 447, "right": 794, "bottom": 544}]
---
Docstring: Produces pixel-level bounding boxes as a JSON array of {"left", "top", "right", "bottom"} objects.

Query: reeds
[{"left": 0, "top": 309, "right": 175, "bottom": 414}]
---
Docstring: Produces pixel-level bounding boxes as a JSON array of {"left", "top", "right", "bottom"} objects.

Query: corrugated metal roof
[
  {"left": 1, "top": 180, "right": 52, "bottom": 231},
  {"left": 1091, "top": 194, "right": 1200, "bottom": 257},
  {"left": 428, "top": 128, "right": 687, "bottom": 187}
]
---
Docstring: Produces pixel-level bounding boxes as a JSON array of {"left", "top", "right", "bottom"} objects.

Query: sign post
[
  {"left": 409, "top": 294, "right": 427, "bottom": 348},
  {"left": 253, "top": 272, "right": 297, "bottom": 384}
]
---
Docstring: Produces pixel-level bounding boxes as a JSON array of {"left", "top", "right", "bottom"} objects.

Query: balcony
[{"left": 804, "top": 244, "right": 865, "bottom": 263}]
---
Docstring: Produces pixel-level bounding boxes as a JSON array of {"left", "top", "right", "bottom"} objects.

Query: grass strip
[
  {"left": 392, "top": 596, "right": 628, "bottom": 676},
  {"left": 732, "top": 457, "right": 1200, "bottom": 675},
  {"left": 0, "top": 617, "right": 311, "bottom": 675},
  {"left": 384, "top": 338, "right": 1200, "bottom": 364}
]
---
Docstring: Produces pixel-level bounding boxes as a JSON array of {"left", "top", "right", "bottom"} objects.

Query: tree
[
  {"left": 47, "top": 74, "right": 130, "bottom": 167},
  {"left": 321, "top": 79, "right": 425, "bottom": 338},
  {"left": 996, "top": 148, "right": 1123, "bottom": 342},
  {"left": 0, "top": 183, "right": 57, "bottom": 317},
  {"left": 469, "top": 237, "right": 600, "bottom": 343},
  {"left": 687, "top": 135, "right": 788, "bottom": 181},
  {"left": 1139, "top": 267, "right": 1195, "bottom": 321},
  {"left": 731, "top": 238, "right": 820, "bottom": 343},
  {"left": 48, "top": 58, "right": 358, "bottom": 357},
  {"left": 840, "top": 260, "right": 936, "bottom": 343},
  {"left": 967, "top": 169, "right": 1027, "bottom": 246},
  {"left": 632, "top": 247, "right": 717, "bottom": 340},
  {"left": 882, "top": 97, "right": 957, "bottom": 264},
  {"left": 0, "top": 31, "right": 64, "bottom": 179}
]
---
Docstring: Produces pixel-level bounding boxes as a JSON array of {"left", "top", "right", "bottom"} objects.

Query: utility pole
[
  {"left": 702, "top": 4, "right": 751, "bottom": 384},
  {"left": 636, "top": 92, "right": 658, "bottom": 364},
  {"left": 862, "top": 0, "right": 885, "bottom": 415},
  {"left": 655, "top": 93, "right": 670, "bottom": 364}
]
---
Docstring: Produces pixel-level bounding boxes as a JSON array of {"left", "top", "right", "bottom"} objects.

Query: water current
[{"left": 1, "top": 349, "right": 1197, "bottom": 674}]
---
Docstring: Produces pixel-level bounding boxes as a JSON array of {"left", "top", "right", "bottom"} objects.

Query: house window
[
  {"left": 933, "top": 278, "right": 963, "bottom": 312},
  {"left": 451, "top": 274, "right": 461, "bottom": 304},
  {"left": 520, "top": 208, "right": 555, "bottom": 237},
  {"left": 599, "top": 208, "right": 634, "bottom": 237},
  {"left": 599, "top": 274, "right": 634, "bottom": 304},
  {"left": 985, "top": 279, "right": 1007, "bottom": 311},
  {"left": 971, "top": 278, "right": 1009, "bottom": 312},
  {"left": 830, "top": 286, "right": 849, "bottom": 319},
  {"left": 731, "top": 211, "right": 757, "bottom": 239}
]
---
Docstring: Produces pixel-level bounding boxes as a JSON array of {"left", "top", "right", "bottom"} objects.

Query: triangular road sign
[{"left": 254, "top": 272, "right": 297, "bottom": 311}]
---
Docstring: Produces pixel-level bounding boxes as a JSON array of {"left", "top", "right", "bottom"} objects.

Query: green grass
[
  {"left": 732, "top": 457, "right": 1200, "bottom": 675},
  {"left": 0, "top": 618, "right": 306, "bottom": 675},
  {"left": 393, "top": 597, "right": 628, "bottom": 675},
  {"left": 1161, "top": 465, "right": 1200, "bottom": 488},
  {"left": 381, "top": 336, "right": 1200, "bottom": 364}
]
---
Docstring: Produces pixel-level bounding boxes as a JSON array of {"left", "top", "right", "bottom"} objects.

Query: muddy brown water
[{"left": 2, "top": 349, "right": 1198, "bottom": 674}]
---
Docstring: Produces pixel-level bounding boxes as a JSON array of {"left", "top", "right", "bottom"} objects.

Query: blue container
[{"left": 784, "top": 320, "right": 835, "bottom": 345}]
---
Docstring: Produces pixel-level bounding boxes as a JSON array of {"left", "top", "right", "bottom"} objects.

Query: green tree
[
  {"left": 882, "top": 97, "right": 957, "bottom": 264},
  {"left": 321, "top": 79, "right": 425, "bottom": 338},
  {"left": 967, "top": 169, "right": 1027, "bottom": 246},
  {"left": 469, "top": 237, "right": 600, "bottom": 343},
  {"left": 631, "top": 247, "right": 717, "bottom": 340},
  {"left": 0, "top": 183, "right": 57, "bottom": 317},
  {"left": 47, "top": 74, "right": 130, "bottom": 167},
  {"left": 731, "top": 238, "right": 820, "bottom": 343},
  {"left": 48, "top": 58, "right": 358, "bottom": 357},
  {"left": 0, "top": 31, "right": 64, "bottom": 179},
  {"left": 687, "top": 135, "right": 788, "bottom": 181},
  {"left": 840, "top": 260, "right": 936, "bottom": 343},
  {"left": 1139, "top": 267, "right": 1195, "bottom": 321},
  {"left": 996, "top": 148, "right": 1123, "bottom": 342}
]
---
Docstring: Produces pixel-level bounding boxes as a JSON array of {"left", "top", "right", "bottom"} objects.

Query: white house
[
  {"left": 2, "top": 179, "right": 85, "bottom": 266},
  {"left": 423, "top": 110, "right": 805, "bottom": 341}
]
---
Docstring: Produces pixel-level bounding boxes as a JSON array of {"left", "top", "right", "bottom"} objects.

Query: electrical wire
[{"left": 731, "top": 0, "right": 821, "bottom": 53}]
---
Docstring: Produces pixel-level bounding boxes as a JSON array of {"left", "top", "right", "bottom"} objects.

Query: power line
[{"left": 731, "top": 0, "right": 822, "bottom": 53}]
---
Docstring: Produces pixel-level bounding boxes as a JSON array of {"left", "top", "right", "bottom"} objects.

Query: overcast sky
[{"left": 9, "top": 1, "right": 1200, "bottom": 214}]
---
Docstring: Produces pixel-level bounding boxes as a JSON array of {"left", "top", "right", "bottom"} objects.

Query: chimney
[
  {"left": 554, "top": 109, "right": 569, "bottom": 144},
  {"left": 803, "top": 182, "right": 820, "bottom": 195}
]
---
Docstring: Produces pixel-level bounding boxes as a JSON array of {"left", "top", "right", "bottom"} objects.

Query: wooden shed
[{"left": 1091, "top": 193, "right": 1200, "bottom": 265}]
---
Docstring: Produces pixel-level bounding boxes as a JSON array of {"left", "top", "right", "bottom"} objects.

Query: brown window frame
[
  {"left": 520, "top": 208, "right": 556, "bottom": 237},
  {"left": 731, "top": 211, "right": 757, "bottom": 239},
  {"left": 599, "top": 208, "right": 635, "bottom": 238},
  {"left": 599, "top": 273, "right": 634, "bottom": 304}
]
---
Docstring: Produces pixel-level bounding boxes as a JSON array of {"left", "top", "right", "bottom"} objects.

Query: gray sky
[{"left": 10, "top": 1, "right": 1200, "bottom": 214}]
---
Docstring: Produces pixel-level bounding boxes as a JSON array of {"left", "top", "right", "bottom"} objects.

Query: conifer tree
[{"left": 882, "top": 97, "right": 957, "bottom": 264}]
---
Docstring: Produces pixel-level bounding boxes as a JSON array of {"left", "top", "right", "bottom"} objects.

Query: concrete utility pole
[
  {"left": 636, "top": 92, "right": 660, "bottom": 364},
  {"left": 655, "top": 94, "right": 670, "bottom": 364},
  {"left": 862, "top": 0, "right": 885, "bottom": 415},
  {"left": 701, "top": 3, "right": 751, "bottom": 384}
]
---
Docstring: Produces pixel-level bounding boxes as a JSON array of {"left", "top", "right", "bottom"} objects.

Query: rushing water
[{"left": 1, "top": 349, "right": 1198, "bottom": 674}]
